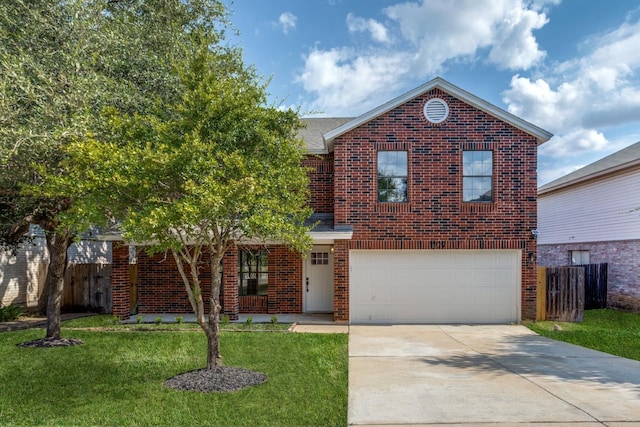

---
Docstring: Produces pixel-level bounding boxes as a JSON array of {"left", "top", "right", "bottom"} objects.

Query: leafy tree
[
  {"left": 0, "top": 0, "right": 227, "bottom": 340},
  {"left": 51, "top": 39, "right": 313, "bottom": 368}
]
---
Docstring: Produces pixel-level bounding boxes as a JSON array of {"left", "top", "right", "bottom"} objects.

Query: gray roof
[
  {"left": 298, "top": 117, "right": 354, "bottom": 154},
  {"left": 304, "top": 213, "right": 335, "bottom": 232},
  {"left": 539, "top": 140, "right": 640, "bottom": 194}
]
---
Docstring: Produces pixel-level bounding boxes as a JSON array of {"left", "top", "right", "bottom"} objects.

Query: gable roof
[
  {"left": 322, "top": 77, "right": 552, "bottom": 152},
  {"left": 538, "top": 140, "right": 640, "bottom": 195}
]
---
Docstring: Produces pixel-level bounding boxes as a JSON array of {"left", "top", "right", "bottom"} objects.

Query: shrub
[
  {"left": 271, "top": 315, "right": 278, "bottom": 324},
  {"left": 220, "top": 314, "right": 230, "bottom": 326},
  {"left": 136, "top": 315, "right": 143, "bottom": 324},
  {"left": 155, "top": 317, "right": 162, "bottom": 325},
  {"left": 175, "top": 316, "right": 183, "bottom": 324},
  {"left": 245, "top": 316, "right": 253, "bottom": 325},
  {"left": 0, "top": 304, "right": 24, "bottom": 322}
]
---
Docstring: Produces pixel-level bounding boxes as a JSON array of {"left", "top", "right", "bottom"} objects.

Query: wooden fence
[
  {"left": 583, "top": 263, "right": 608, "bottom": 309},
  {"left": 537, "top": 266, "right": 584, "bottom": 322},
  {"left": 537, "top": 263, "right": 608, "bottom": 321},
  {"left": 63, "top": 264, "right": 112, "bottom": 313}
]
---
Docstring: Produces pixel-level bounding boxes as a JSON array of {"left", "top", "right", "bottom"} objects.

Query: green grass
[
  {"left": 0, "top": 317, "right": 348, "bottom": 426},
  {"left": 526, "top": 309, "right": 640, "bottom": 361}
]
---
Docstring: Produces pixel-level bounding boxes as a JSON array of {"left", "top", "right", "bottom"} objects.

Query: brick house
[
  {"left": 538, "top": 140, "right": 640, "bottom": 312},
  {"left": 110, "top": 77, "right": 552, "bottom": 323}
]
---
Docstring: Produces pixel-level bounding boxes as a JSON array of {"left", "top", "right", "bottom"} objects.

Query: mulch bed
[{"left": 164, "top": 367, "right": 267, "bottom": 393}]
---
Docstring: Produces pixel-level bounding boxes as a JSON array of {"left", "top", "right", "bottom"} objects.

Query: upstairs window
[
  {"left": 463, "top": 151, "right": 493, "bottom": 202},
  {"left": 238, "top": 249, "right": 268, "bottom": 296},
  {"left": 378, "top": 151, "right": 408, "bottom": 203}
]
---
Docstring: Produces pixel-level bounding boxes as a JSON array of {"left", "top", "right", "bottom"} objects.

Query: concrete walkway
[{"left": 349, "top": 324, "right": 640, "bottom": 426}]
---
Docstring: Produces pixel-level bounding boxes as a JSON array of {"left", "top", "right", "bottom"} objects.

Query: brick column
[
  {"left": 333, "top": 240, "right": 349, "bottom": 322},
  {"left": 111, "top": 243, "right": 131, "bottom": 320},
  {"left": 221, "top": 244, "right": 239, "bottom": 320}
]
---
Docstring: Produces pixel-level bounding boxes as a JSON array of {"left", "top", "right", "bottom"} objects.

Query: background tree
[
  {"left": 52, "top": 38, "right": 313, "bottom": 369},
  {"left": 0, "top": 0, "right": 227, "bottom": 340}
]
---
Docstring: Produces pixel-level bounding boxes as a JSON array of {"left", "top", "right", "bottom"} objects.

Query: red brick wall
[
  {"left": 304, "top": 153, "right": 334, "bottom": 213},
  {"left": 136, "top": 250, "right": 212, "bottom": 314},
  {"left": 333, "top": 240, "right": 349, "bottom": 321},
  {"left": 111, "top": 243, "right": 304, "bottom": 317},
  {"left": 333, "top": 88, "right": 539, "bottom": 320},
  {"left": 222, "top": 246, "right": 239, "bottom": 319},
  {"left": 268, "top": 245, "right": 303, "bottom": 314}
]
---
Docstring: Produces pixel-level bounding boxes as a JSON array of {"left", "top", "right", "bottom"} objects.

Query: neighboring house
[
  {"left": 0, "top": 226, "right": 48, "bottom": 308},
  {"left": 538, "top": 141, "right": 640, "bottom": 312},
  {"left": 109, "top": 77, "right": 552, "bottom": 324},
  {"left": 0, "top": 225, "right": 111, "bottom": 308}
]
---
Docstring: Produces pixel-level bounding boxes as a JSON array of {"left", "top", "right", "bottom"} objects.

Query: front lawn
[
  {"left": 0, "top": 316, "right": 348, "bottom": 426},
  {"left": 527, "top": 309, "right": 640, "bottom": 361}
]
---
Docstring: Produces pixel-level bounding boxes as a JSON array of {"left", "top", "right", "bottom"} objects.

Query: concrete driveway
[{"left": 349, "top": 325, "right": 640, "bottom": 426}]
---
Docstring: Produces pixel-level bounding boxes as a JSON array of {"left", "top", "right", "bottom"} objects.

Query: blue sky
[{"left": 227, "top": 1, "right": 640, "bottom": 185}]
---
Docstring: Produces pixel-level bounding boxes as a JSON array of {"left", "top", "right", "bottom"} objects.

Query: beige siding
[
  {"left": 538, "top": 168, "right": 640, "bottom": 245},
  {"left": 0, "top": 236, "right": 48, "bottom": 308}
]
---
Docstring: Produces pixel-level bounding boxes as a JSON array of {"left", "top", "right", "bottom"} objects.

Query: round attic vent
[{"left": 424, "top": 98, "right": 449, "bottom": 124}]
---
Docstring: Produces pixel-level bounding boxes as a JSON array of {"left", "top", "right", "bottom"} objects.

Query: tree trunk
[
  {"left": 206, "top": 251, "right": 224, "bottom": 369},
  {"left": 44, "top": 230, "right": 71, "bottom": 339},
  {"left": 171, "top": 245, "right": 223, "bottom": 369},
  {"left": 37, "top": 277, "right": 50, "bottom": 315},
  {"left": 204, "top": 320, "right": 222, "bottom": 369}
]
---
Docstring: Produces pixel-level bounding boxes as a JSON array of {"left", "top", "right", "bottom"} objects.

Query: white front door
[{"left": 304, "top": 245, "right": 334, "bottom": 312}]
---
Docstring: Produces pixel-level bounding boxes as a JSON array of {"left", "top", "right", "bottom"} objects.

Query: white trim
[
  {"left": 310, "top": 231, "right": 353, "bottom": 243},
  {"left": 538, "top": 159, "right": 640, "bottom": 195},
  {"left": 323, "top": 77, "right": 552, "bottom": 151}
]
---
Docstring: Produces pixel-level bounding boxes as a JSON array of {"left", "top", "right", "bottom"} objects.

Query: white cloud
[
  {"left": 297, "top": 48, "right": 410, "bottom": 115},
  {"left": 384, "top": 0, "right": 549, "bottom": 73},
  {"left": 278, "top": 12, "right": 297, "bottom": 35},
  {"left": 487, "top": 7, "right": 548, "bottom": 69},
  {"left": 539, "top": 129, "right": 608, "bottom": 157},
  {"left": 503, "top": 19, "right": 640, "bottom": 158},
  {"left": 297, "top": 0, "right": 551, "bottom": 115},
  {"left": 346, "top": 13, "right": 390, "bottom": 44}
]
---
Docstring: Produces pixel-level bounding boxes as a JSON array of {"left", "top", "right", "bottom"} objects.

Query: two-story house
[{"left": 109, "top": 77, "right": 552, "bottom": 324}]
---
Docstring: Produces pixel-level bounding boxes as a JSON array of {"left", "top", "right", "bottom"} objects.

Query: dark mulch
[
  {"left": 17, "top": 337, "right": 85, "bottom": 348},
  {"left": 164, "top": 367, "right": 268, "bottom": 393}
]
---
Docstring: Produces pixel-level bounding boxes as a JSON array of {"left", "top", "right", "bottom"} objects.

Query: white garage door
[{"left": 350, "top": 250, "right": 521, "bottom": 324}]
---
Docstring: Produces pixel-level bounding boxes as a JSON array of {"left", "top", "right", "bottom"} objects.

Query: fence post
[{"left": 536, "top": 266, "right": 547, "bottom": 321}]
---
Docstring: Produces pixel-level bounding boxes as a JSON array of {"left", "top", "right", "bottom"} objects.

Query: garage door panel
[{"left": 350, "top": 250, "right": 521, "bottom": 324}]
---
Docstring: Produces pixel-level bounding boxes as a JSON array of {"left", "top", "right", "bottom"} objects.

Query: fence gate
[
  {"left": 63, "top": 264, "right": 112, "bottom": 313},
  {"left": 583, "top": 263, "right": 608, "bottom": 309},
  {"left": 546, "top": 266, "right": 584, "bottom": 322}
]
